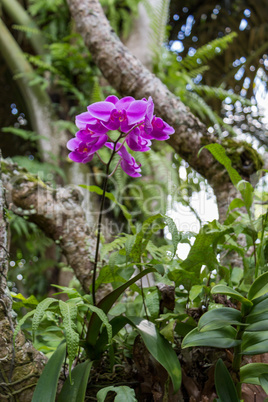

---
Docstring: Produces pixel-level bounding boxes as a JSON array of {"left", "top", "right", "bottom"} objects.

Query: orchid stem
[
  {"left": 108, "top": 158, "right": 122, "bottom": 177},
  {"left": 91, "top": 133, "right": 123, "bottom": 305},
  {"left": 96, "top": 152, "right": 107, "bottom": 165}
]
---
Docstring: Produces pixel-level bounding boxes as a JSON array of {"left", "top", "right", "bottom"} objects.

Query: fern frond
[
  {"left": 180, "top": 32, "right": 237, "bottom": 71},
  {"left": 90, "top": 78, "right": 104, "bottom": 104},
  {"left": 87, "top": 305, "right": 112, "bottom": 344},
  {"left": 59, "top": 300, "right": 79, "bottom": 381},
  {"left": 13, "top": 310, "right": 35, "bottom": 345},
  {"left": 192, "top": 84, "right": 252, "bottom": 105},
  {"left": 32, "top": 298, "right": 58, "bottom": 339},
  {"left": 151, "top": 0, "right": 170, "bottom": 47},
  {"left": 182, "top": 65, "right": 209, "bottom": 79},
  {"left": 12, "top": 24, "right": 41, "bottom": 36},
  {"left": 100, "top": 235, "right": 128, "bottom": 259},
  {"left": 185, "top": 91, "right": 221, "bottom": 133}
]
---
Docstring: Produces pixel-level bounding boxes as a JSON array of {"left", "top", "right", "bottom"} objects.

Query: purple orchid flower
[
  {"left": 126, "top": 126, "right": 152, "bottom": 152},
  {"left": 141, "top": 96, "right": 175, "bottom": 141},
  {"left": 87, "top": 95, "right": 148, "bottom": 133},
  {"left": 105, "top": 142, "right": 142, "bottom": 177},
  {"left": 75, "top": 112, "right": 108, "bottom": 137},
  {"left": 67, "top": 95, "right": 176, "bottom": 178},
  {"left": 67, "top": 134, "right": 108, "bottom": 163}
]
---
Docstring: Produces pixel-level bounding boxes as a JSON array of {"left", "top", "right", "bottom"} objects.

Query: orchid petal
[
  {"left": 76, "top": 112, "right": 97, "bottom": 129},
  {"left": 126, "top": 100, "right": 147, "bottom": 125},
  {"left": 67, "top": 137, "right": 80, "bottom": 151},
  {"left": 87, "top": 101, "right": 115, "bottom": 122},
  {"left": 105, "top": 95, "right": 119, "bottom": 104}
]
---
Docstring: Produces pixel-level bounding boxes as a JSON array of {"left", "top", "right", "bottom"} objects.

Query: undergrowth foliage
[{"left": 12, "top": 142, "right": 268, "bottom": 401}]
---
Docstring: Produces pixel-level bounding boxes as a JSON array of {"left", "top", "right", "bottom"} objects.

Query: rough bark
[
  {"left": 0, "top": 156, "right": 46, "bottom": 402},
  {"left": 2, "top": 158, "right": 96, "bottom": 293},
  {"left": 66, "top": 0, "right": 262, "bottom": 220}
]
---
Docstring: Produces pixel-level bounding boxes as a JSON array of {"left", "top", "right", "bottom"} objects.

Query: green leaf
[
  {"left": 127, "top": 317, "right": 181, "bottom": 393},
  {"left": 228, "top": 198, "right": 245, "bottom": 211},
  {"left": 242, "top": 331, "right": 268, "bottom": 355},
  {"left": 248, "top": 272, "right": 268, "bottom": 300},
  {"left": 86, "top": 268, "right": 156, "bottom": 351},
  {"left": 57, "top": 360, "right": 93, "bottom": 402},
  {"left": 189, "top": 285, "right": 203, "bottom": 302},
  {"left": 32, "top": 341, "right": 66, "bottom": 402},
  {"left": 130, "top": 214, "right": 163, "bottom": 262},
  {"left": 97, "top": 385, "right": 137, "bottom": 402},
  {"left": 180, "top": 223, "right": 232, "bottom": 272},
  {"left": 182, "top": 327, "right": 240, "bottom": 349},
  {"left": 247, "top": 296, "right": 268, "bottom": 318},
  {"left": 241, "top": 363, "right": 268, "bottom": 385},
  {"left": 211, "top": 284, "right": 253, "bottom": 306},
  {"left": 237, "top": 180, "right": 254, "bottom": 212},
  {"left": 87, "top": 304, "right": 112, "bottom": 344},
  {"left": 215, "top": 359, "right": 239, "bottom": 402},
  {"left": 198, "top": 307, "right": 243, "bottom": 332},
  {"left": 13, "top": 310, "right": 35, "bottom": 345},
  {"left": 32, "top": 298, "right": 58, "bottom": 339},
  {"left": 246, "top": 318, "right": 268, "bottom": 332},
  {"left": 163, "top": 215, "right": 180, "bottom": 258},
  {"left": 200, "top": 144, "right": 242, "bottom": 186},
  {"left": 259, "top": 374, "right": 268, "bottom": 394},
  {"left": 59, "top": 301, "right": 79, "bottom": 382}
]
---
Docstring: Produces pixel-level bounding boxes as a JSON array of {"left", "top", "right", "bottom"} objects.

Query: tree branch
[{"left": 2, "top": 159, "right": 96, "bottom": 293}]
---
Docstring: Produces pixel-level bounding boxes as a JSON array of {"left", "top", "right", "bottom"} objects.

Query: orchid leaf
[
  {"left": 58, "top": 360, "right": 93, "bottom": 402},
  {"left": 32, "top": 341, "right": 66, "bottom": 402},
  {"left": 215, "top": 359, "right": 239, "bottom": 402}
]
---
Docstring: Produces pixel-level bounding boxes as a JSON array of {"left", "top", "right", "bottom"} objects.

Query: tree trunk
[{"left": 0, "top": 155, "right": 46, "bottom": 402}]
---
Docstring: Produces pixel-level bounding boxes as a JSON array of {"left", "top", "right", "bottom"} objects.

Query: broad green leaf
[
  {"left": 228, "top": 198, "right": 245, "bottom": 211},
  {"left": 97, "top": 385, "right": 137, "bottom": 402},
  {"left": 182, "top": 327, "right": 240, "bottom": 349},
  {"left": 32, "top": 298, "right": 58, "bottom": 339},
  {"left": 86, "top": 268, "right": 156, "bottom": 350},
  {"left": 180, "top": 223, "right": 232, "bottom": 272},
  {"left": 242, "top": 331, "right": 268, "bottom": 355},
  {"left": 241, "top": 363, "right": 268, "bottom": 385},
  {"left": 189, "top": 285, "right": 204, "bottom": 301},
  {"left": 201, "top": 144, "right": 242, "bottom": 186},
  {"left": 58, "top": 360, "right": 93, "bottom": 402},
  {"left": 247, "top": 297, "right": 268, "bottom": 318},
  {"left": 237, "top": 180, "right": 254, "bottom": 212},
  {"left": 215, "top": 359, "right": 239, "bottom": 402},
  {"left": 146, "top": 289, "right": 160, "bottom": 319},
  {"left": 11, "top": 292, "right": 38, "bottom": 308},
  {"left": 130, "top": 214, "right": 163, "bottom": 263},
  {"left": 32, "top": 341, "right": 66, "bottom": 402},
  {"left": 80, "top": 185, "right": 134, "bottom": 231},
  {"left": 248, "top": 272, "right": 268, "bottom": 300},
  {"left": 230, "top": 267, "right": 244, "bottom": 285},
  {"left": 211, "top": 284, "right": 253, "bottom": 306},
  {"left": 13, "top": 310, "right": 35, "bottom": 344},
  {"left": 175, "top": 321, "right": 196, "bottom": 337},
  {"left": 59, "top": 301, "right": 79, "bottom": 382},
  {"left": 246, "top": 320, "right": 268, "bottom": 332},
  {"left": 260, "top": 374, "right": 268, "bottom": 394},
  {"left": 198, "top": 307, "right": 242, "bottom": 332},
  {"left": 127, "top": 317, "right": 181, "bottom": 393}
]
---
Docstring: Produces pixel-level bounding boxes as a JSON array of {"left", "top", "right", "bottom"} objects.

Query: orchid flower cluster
[{"left": 67, "top": 95, "right": 174, "bottom": 177}]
